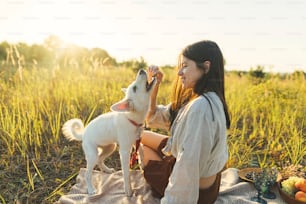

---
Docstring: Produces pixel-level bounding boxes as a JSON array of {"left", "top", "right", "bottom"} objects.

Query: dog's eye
[{"left": 133, "top": 86, "right": 137, "bottom": 93}]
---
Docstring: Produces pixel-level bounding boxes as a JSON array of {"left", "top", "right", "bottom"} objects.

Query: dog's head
[{"left": 110, "top": 69, "right": 156, "bottom": 113}]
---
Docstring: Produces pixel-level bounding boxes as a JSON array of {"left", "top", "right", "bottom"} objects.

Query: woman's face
[{"left": 178, "top": 56, "right": 205, "bottom": 89}]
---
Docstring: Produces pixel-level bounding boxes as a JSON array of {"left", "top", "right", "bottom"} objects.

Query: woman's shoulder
[
  {"left": 188, "top": 92, "right": 221, "bottom": 111},
  {"left": 192, "top": 92, "right": 218, "bottom": 104},
  {"left": 187, "top": 94, "right": 212, "bottom": 112}
]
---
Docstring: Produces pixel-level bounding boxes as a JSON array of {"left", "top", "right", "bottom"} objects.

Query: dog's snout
[{"left": 139, "top": 69, "right": 146, "bottom": 75}]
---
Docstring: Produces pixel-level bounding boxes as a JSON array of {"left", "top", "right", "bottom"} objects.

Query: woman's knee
[
  {"left": 140, "top": 145, "right": 162, "bottom": 167},
  {"left": 141, "top": 130, "right": 168, "bottom": 150}
]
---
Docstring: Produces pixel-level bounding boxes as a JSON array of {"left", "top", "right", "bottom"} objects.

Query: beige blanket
[{"left": 57, "top": 168, "right": 286, "bottom": 204}]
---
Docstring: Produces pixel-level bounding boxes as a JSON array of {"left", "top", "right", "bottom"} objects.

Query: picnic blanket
[{"left": 57, "top": 168, "right": 286, "bottom": 204}]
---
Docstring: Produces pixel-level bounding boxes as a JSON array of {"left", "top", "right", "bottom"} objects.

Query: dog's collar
[{"left": 128, "top": 118, "right": 143, "bottom": 127}]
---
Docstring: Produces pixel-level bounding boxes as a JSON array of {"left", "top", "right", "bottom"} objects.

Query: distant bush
[
  {"left": 117, "top": 56, "right": 148, "bottom": 73},
  {"left": 249, "top": 66, "right": 266, "bottom": 78}
]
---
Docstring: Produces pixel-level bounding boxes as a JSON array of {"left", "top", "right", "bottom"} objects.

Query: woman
[{"left": 140, "top": 40, "right": 231, "bottom": 204}]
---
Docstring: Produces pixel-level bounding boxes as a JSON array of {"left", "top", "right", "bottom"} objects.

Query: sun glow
[{"left": 1, "top": 0, "right": 306, "bottom": 72}]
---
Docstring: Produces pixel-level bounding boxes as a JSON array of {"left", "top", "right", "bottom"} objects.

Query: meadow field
[{"left": 0, "top": 63, "right": 305, "bottom": 203}]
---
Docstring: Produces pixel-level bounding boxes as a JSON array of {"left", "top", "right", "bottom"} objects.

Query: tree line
[
  {"left": 0, "top": 35, "right": 305, "bottom": 80},
  {"left": 0, "top": 35, "right": 148, "bottom": 72}
]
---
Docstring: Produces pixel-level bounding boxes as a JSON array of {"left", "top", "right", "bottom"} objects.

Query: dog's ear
[{"left": 110, "top": 99, "right": 134, "bottom": 112}]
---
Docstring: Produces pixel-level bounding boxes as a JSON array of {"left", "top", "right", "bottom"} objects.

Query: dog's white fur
[{"left": 62, "top": 69, "right": 156, "bottom": 196}]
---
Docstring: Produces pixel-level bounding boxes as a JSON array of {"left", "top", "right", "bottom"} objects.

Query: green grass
[
  {"left": 225, "top": 74, "right": 306, "bottom": 168},
  {"left": 0, "top": 65, "right": 305, "bottom": 203}
]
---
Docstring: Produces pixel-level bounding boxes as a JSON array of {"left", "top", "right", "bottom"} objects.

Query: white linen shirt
[{"left": 146, "top": 92, "right": 228, "bottom": 204}]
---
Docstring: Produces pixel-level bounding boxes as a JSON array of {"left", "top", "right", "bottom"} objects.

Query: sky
[{"left": 0, "top": 0, "right": 306, "bottom": 73}]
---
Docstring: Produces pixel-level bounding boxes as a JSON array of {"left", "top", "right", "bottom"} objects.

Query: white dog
[{"left": 62, "top": 69, "right": 156, "bottom": 196}]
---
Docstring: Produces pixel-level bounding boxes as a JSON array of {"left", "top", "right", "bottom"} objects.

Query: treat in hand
[{"left": 148, "top": 65, "right": 163, "bottom": 84}]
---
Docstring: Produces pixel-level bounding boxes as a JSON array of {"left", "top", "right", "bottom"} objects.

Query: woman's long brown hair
[{"left": 169, "top": 40, "right": 231, "bottom": 129}]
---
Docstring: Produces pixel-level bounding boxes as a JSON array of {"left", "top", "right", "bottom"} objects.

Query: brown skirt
[
  {"left": 198, "top": 171, "right": 222, "bottom": 204},
  {"left": 143, "top": 138, "right": 222, "bottom": 203},
  {"left": 143, "top": 138, "right": 176, "bottom": 198}
]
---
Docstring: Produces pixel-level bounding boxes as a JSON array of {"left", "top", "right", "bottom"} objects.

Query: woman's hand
[
  {"left": 146, "top": 65, "right": 163, "bottom": 119},
  {"left": 148, "top": 65, "right": 163, "bottom": 85}
]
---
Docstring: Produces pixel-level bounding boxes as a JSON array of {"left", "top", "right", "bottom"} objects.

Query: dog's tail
[{"left": 62, "top": 119, "right": 84, "bottom": 141}]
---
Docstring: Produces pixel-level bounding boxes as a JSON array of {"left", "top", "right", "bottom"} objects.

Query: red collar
[{"left": 128, "top": 118, "right": 143, "bottom": 127}]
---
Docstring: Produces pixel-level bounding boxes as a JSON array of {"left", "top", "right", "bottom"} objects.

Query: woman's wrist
[{"left": 146, "top": 108, "right": 156, "bottom": 120}]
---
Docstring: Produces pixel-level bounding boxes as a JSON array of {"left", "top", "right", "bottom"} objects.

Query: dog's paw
[
  {"left": 100, "top": 163, "right": 116, "bottom": 174},
  {"left": 125, "top": 185, "right": 133, "bottom": 197},
  {"left": 103, "top": 167, "right": 115, "bottom": 174},
  {"left": 126, "top": 189, "right": 133, "bottom": 197},
  {"left": 88, "top": 188, "right": 97, "bottom": 195}
]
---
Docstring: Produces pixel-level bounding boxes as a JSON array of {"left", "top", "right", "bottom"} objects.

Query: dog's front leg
[{"left": 119, "top": 149, "right": 133, "bottom": 196}]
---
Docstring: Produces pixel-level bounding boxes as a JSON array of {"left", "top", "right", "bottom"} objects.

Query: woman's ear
[{"left": 203, "top": 61, "right": 211, "bottom": 74}]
